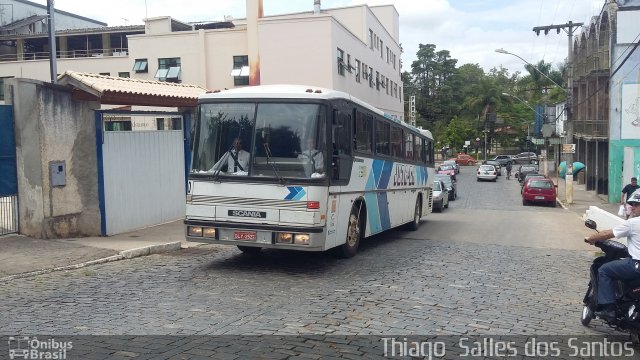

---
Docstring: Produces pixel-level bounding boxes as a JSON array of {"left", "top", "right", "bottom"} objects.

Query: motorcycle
[{"left": 581, "top": 219, "right": 640, "bottom": 340}]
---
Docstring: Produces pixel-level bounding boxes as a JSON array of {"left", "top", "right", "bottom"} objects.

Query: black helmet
[{"left": 627, "top": 191, "right": 640, "bottom": 205}]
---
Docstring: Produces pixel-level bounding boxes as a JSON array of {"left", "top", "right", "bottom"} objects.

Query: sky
[{"left": 38, "top": 0, "right": 605, "bottom": 77}]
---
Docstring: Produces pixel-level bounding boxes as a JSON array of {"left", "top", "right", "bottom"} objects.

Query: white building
[{"left": 0, "top": 0, "right": 404, "bottom": 120}]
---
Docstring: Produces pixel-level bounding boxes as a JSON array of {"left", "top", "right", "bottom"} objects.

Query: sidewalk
[
  {"left": 540, "top": 160, "right": 619, "bottom": 218},
  {"left": 0, "top": 220, "right": 203, "bottom": 281}
]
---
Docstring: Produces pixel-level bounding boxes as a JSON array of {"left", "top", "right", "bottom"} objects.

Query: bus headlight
[
  {"left": 276, "top": 233, "right": 293, "bottom": 244},
  {"left": 188, "top": 226, "right": 203, "bottom": 237},
  {"left": 203, "top": 228, "right": 216, "bottom": 238},
  {"left": 294, "top": 234, "right": 310, "bottom": 245}
]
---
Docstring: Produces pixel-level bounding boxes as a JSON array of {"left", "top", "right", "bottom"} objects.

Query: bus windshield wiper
[
  {"left": 263, "top": 143, "right": 285, "bottom": 185},
  {"left": 210, "top": 145, "right": 234, "bottom": 182},
  {"left": 211, "top": 128, "right": 244, "bottom": 182}
]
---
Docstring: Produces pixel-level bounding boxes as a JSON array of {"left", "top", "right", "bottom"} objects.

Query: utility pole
[
  {"left": 532, "top": 21, "right": 583, "bottom": 204},
  {"left": 47, "top": 0, "right": 57, "bottom": 84}
]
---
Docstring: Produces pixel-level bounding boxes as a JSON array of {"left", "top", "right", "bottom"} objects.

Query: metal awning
[
  {"left": 0, "top": 15, "right": 47, "bottom": 32},
  {"left": 57, "top": 71, "right": 208, "bottom": 107}
]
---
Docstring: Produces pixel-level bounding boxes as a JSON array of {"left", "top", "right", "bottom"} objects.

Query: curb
[{"left": 0, "top": 241, "right": 183, "bottom": 282}]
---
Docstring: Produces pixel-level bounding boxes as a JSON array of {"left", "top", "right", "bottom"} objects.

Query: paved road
[{"left": 0, "top": 165, "right": 624, "bottom": 358}]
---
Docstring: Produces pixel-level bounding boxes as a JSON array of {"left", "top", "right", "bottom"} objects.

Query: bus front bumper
[{"left": 184, "top": 219, "right": 326, "bottom": 251}]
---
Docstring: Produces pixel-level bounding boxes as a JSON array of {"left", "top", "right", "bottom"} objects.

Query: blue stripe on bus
[
  {"left": 372, "top": 160, "right": 384, "bottom": 189},
  {"left": 418, "top": 166, "right": 427, "bottom": 185},
  {"left": 377, "top": 192, "right": 391, "bottom": 230},
  {"left": 379, "top": 161, "right": 393, "bottom": 189},
  {"left": 365, "top": 167, "right": 377, "bottom": 191},
  {"left": 364, "top": 192, "right": 381, "bottom": 233}
]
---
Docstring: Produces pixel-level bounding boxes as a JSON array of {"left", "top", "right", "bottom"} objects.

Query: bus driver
[
  {"left": 298, "top": 137, "right": 324, "bottom": 177},
  {"left": 210, "top": 138, "right": 250, "bottom": 174}
]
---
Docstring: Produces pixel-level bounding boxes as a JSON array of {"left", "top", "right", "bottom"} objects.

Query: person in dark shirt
[{"left": 621, "top": 177, "right": 639, "bottom": 219}]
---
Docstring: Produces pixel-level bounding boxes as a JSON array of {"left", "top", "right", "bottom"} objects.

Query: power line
[{"left": 610, "top": 37, "right": 640, "bottom": 78}]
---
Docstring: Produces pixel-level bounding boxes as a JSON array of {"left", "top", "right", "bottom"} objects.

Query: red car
[
  {"left": 452, "top": 154, "right": 476, "bottom": 166},
  {"left": 437, "top": 164, "right": 457, "bottom": 181},
  {"left": 522, "top": 178, "right": 557, "bottom": 207}
]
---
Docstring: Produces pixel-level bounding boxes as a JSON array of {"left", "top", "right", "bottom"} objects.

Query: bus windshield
[{"left": 191, "top": 102, "right": 327, "bottom": 180}]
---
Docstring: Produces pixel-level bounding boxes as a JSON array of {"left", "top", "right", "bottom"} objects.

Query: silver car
[
  {"left": 432, "top": 180, "right": 449, "bottom": 212},
  {"left": 512, "top": 152, "right": 538, "bottom": 165},
  {"left": 476, "top": 164, "right": 498, "bottom": 182}
]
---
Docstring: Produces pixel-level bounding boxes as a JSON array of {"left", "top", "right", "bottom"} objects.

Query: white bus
[{"left": 186, "top": 85, "right": 435, "bottom": 257}]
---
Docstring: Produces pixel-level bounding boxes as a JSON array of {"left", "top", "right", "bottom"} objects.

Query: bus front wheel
[
  {"left": 237, "top": 245, "right": 262, "bottom": 254},
  {"left": 337, "top": 210, "right": 361, "bottom": 258}
]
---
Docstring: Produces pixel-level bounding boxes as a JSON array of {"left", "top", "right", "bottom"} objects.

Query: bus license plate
[{"left": 234, "top": 231, "right": 257, "bottom": 241}]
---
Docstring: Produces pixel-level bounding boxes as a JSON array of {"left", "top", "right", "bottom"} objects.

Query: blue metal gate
[{"left": 0, "top": 105, "right": 18, "bottom": 235}]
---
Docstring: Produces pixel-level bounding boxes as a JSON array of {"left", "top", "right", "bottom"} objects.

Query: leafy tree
[{"left": 443, "top": 116, "right": 475, "bottom": 151}]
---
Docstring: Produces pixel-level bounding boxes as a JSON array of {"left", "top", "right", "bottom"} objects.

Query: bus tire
[
  {"left": 407, "top": 197, "right": 422, "bottom": 231},
  {"left": 237, "top": 245, "right": 262, "bottom": 254},
  {"left": 337, "top": 208, "right": 362, "bottom": 258}
]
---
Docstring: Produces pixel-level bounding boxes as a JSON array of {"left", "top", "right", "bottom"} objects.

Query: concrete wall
[{"left": 6, "top": 78, "right": 101, "bottom": 238}]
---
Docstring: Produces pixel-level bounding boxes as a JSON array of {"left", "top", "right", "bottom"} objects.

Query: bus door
[
  {"left": 331, "top": 107, "right": 353, "bottom": 184},
  {"left": 328, "top": 105, "right": 354, "bottom": 248}
]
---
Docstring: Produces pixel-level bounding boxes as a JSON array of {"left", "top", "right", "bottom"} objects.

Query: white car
[
  {"left": 476, "top": 164, "right": 498, "bottom": 182},
  {"left": 432, "top": 180, "right": 449, "bottom": 212}
]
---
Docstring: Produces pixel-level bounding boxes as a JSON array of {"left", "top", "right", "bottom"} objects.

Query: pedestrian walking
[{"left": 621, "top": 177, "right": 640, "bottom": 219}]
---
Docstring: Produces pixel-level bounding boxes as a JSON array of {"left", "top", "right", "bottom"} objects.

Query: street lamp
[
  {"left": 502, "top": 93, "right": 543, "bottom": 115},
  {"left": 495, "top": 49, "right": 566, "bottom": 93}
]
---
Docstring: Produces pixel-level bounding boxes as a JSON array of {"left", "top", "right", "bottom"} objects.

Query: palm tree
[{"left": 464, "top": 78, "right": 506, "bottom": 121}]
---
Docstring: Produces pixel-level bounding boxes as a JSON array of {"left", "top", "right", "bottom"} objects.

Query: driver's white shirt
[
  {"left": 613, "top": 216, "right": 640, "bottom": 260},
  {"left": 210, "top": 149, "right": 249, "bottom": 173}
]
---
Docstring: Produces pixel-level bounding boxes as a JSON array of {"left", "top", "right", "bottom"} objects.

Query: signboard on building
[{"left": 562, "top": 144, "right": 576, "bottom": 154}]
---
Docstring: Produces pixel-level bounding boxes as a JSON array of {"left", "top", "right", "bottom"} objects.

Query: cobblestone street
[
  {"left": 0, "top": 167, "right": 628, "bottom": 358},
  {"left": 0, "top": 237, "right": 615, "bottom": 337}
]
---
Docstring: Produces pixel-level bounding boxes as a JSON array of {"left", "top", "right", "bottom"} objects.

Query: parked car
[
  {"left": 516, "top": 165, "right": 539, "bottom": 183},
  {"left": 452, "top": 153, "right": 477, "bottom": 166},
  {"left": 490, "top": 155, "right": 513, "bottom": 167},
  {"left": 520, "top": 174, "right": 547, "bottom": 193},
  {"left": 512, "top": 152, "right": 538, "bottom": 165},
  {"left": 482, "top": 160, "right": 502, "bottom": 176},
  {"left": 437, "top": 164, "right": 457, "bottom": 181},
  {"left": 432, "top": 180, "right": 449, "bottom": 212},
  {"left": 476, "top": 164, "right": 498, "bottom": 182},
  {"left": 435, "top": 174, "right": 457, "bottom": 200},
  {"left": 522, "top": 178, "right": 557, "bottom": 207},
  {"left": 442, "top": 159, "right": 460, "bottom": 174}
]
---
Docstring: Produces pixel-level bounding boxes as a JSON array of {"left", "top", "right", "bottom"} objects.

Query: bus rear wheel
[
  {"left": 337, "top": 210, "right": 361, "bottom": 258},
  {"left": 407, "top": 197, "right": 422, "bottom": 231},
  {"left": 237, "top": 245, "right": 262, "bottom": 254}
]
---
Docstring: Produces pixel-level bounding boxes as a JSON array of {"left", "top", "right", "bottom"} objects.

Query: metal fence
[{"left": 0, "top": 195, "right": 18, "bottom": 235}]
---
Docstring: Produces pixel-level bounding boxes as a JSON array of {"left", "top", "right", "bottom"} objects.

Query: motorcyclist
[
  {"left": 505, "top": 163, "right": 512, "bottom": 180},
  {"left": 584, "top": 190, "right": 640, "bottom": 321}
]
